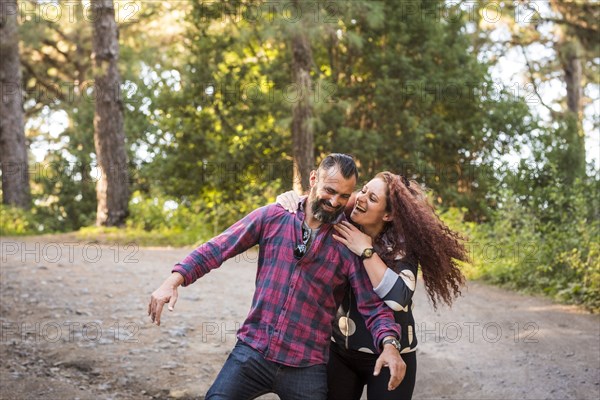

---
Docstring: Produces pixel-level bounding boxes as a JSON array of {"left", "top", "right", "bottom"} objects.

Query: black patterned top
[{"left": 331, "top": 235, "right": 418, "bottom": 355}]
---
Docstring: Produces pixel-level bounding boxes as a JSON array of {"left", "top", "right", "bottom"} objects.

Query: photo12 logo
[
  {"left": 1, "top": 321, "right": 140, "bottom": 344},
  {"left": 201, "top": 80, "right": 338, "bottom": 105},
  {"left": 198, "top": 1, "right": 341, "bottom": 24},
  {"left": 415, "top": 321, "right": 540, "bottom": 344},
  {"left": 1, "top": 241, "right": 139, "bottom": 264},
  {"left": 200, "top": 322, "right": 241, "bottom": 343},
  {"left": 2, "top": 1, "right": 142, "bottom": 24}
]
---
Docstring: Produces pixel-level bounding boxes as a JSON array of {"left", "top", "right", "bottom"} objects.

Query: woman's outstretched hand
[
  {"left": 332, "top": 221, "right": 373, "bottom": 256},
  {"left": 276, "top": 190, "right": 301, "bottom": 213}
]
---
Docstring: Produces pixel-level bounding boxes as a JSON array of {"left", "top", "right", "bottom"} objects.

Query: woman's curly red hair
[{"left": 376, "top": 171, "right": 468, "bottom": 309}]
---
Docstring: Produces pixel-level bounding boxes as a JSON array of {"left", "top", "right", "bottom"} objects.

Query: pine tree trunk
[
  {"left": 91, "top": 0, "right": 128, "bottom": 226},
  {"left": 290, "top": 30, "right": 314, "bottom": 194},
  {"left": 0, "top": 0, "right": 31, "bottom": 209},
  {"left": 564, "top": 51, "right": 582, "bottom": 117},
  {"left": 559, "top": 39, "right": 586, "bottom": 180}
]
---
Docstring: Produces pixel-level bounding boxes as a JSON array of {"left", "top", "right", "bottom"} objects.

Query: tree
[
  {"left": 290, "top": 1, "right": 315, "bottom": 193},
  {"left": 17, "top": 1, "right": 182, "bottom": 230},
  {"left": 0, "top": 0, "right": 31, "bottom": 209},
  {"left": 149, "top": 0, "right": 532, "bottom": 225},
  {"left": 473, "top": 0, "right": 599, "bottom": 184},
  {"left": 91, "top": 0, "right": 128, "bottom": 226},
  {"left": 147, "top": 1, "right": 291, "bottom": 208},
  {"left": 551, "top": 0, "right": 598, "bottom": 182},
  {"left": 312, "top": 0, "right": 532, "bottom": 219}
]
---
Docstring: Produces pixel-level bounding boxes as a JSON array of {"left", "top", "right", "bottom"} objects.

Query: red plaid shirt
[{"left": 173, "top": 199, "right": 401, "bottom": 367}]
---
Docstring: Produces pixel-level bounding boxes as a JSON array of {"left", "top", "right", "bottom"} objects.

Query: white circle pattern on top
[{"left": 338, "top": 316, "right": 356, "bottom": 336}]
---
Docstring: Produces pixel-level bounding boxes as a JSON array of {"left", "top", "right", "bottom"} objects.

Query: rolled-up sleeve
[{"left": 374, "top": 261, "right": 418, "bottom": 312}]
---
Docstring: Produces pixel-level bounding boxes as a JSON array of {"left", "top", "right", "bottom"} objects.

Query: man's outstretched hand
[
  {"left": 148, "top": 272, "right": 184, "bottom": 326},
  {"left": 373, "top": 341, "right": 407, "bottom": 391}
]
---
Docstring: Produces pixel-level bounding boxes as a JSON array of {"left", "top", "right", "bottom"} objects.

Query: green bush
[
  {"left": 0, "top": 205, "right": 39, "bottom": 236},
  {"left": 118, "top": 191, "right": 213, "bottom": 246},
  {"left": 438, "top": 206, "right": 482, "bottom": 280},
  {"left": 445, "top": 178, "right": 599, "bottom": 312},
  {"left": 107, "top": 187, "right": 281, "bottom": 247}
]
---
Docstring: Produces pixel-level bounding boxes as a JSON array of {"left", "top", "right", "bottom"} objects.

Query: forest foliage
[{"left": 1, "top": 0, "right": 598, "bottom": 311}]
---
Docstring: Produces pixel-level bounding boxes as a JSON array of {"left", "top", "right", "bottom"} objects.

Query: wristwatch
[
  {"left": 382, "top": 337, "right": 402, "bottom": 353},
  {"left": 360, "top": 247, "right": 375, "bottom": 260}
]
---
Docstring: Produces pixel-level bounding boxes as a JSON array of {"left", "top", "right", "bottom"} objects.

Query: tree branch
[
  {"left": 41, "top": 38, "right": 71, "bottom": 63},
  {"left": 40, "top": 18, "right": 72, "bottom": 44},
  {"left": 21, "top": 59, "right": 67, "bottom": 103},
  {"left": 519, "top": 45, "right": 559, "bottom": 117}
]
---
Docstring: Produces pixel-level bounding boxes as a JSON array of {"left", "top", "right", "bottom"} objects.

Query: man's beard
[{"left": 309, "top": 191, "right": 344, "bottom": 224}]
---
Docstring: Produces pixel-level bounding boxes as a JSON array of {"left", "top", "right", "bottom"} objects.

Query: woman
[{"left": 277, "top": 171, "right": 468, "bottom": 399}]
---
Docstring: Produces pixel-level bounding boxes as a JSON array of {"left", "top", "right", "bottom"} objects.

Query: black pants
[{"left": 327, "top": 341, "right": 417, "bottom": 400}]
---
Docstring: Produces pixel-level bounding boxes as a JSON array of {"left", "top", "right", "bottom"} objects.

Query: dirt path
[{"left": 1, "top": 236, "right": 599, "bottom": 399}]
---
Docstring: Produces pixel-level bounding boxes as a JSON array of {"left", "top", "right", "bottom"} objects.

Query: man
[{"left": 148, "top": 154, "right": 405, "bottom": 400}]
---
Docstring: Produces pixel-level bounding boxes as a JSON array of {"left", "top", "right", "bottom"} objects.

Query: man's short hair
[{"left": 318, "top": 153, "right": 358, "bottom": 181}]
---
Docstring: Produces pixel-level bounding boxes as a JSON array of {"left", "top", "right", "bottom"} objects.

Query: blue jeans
[{"left": 206, "top": 341, "right": 328, "bottom": 400}]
